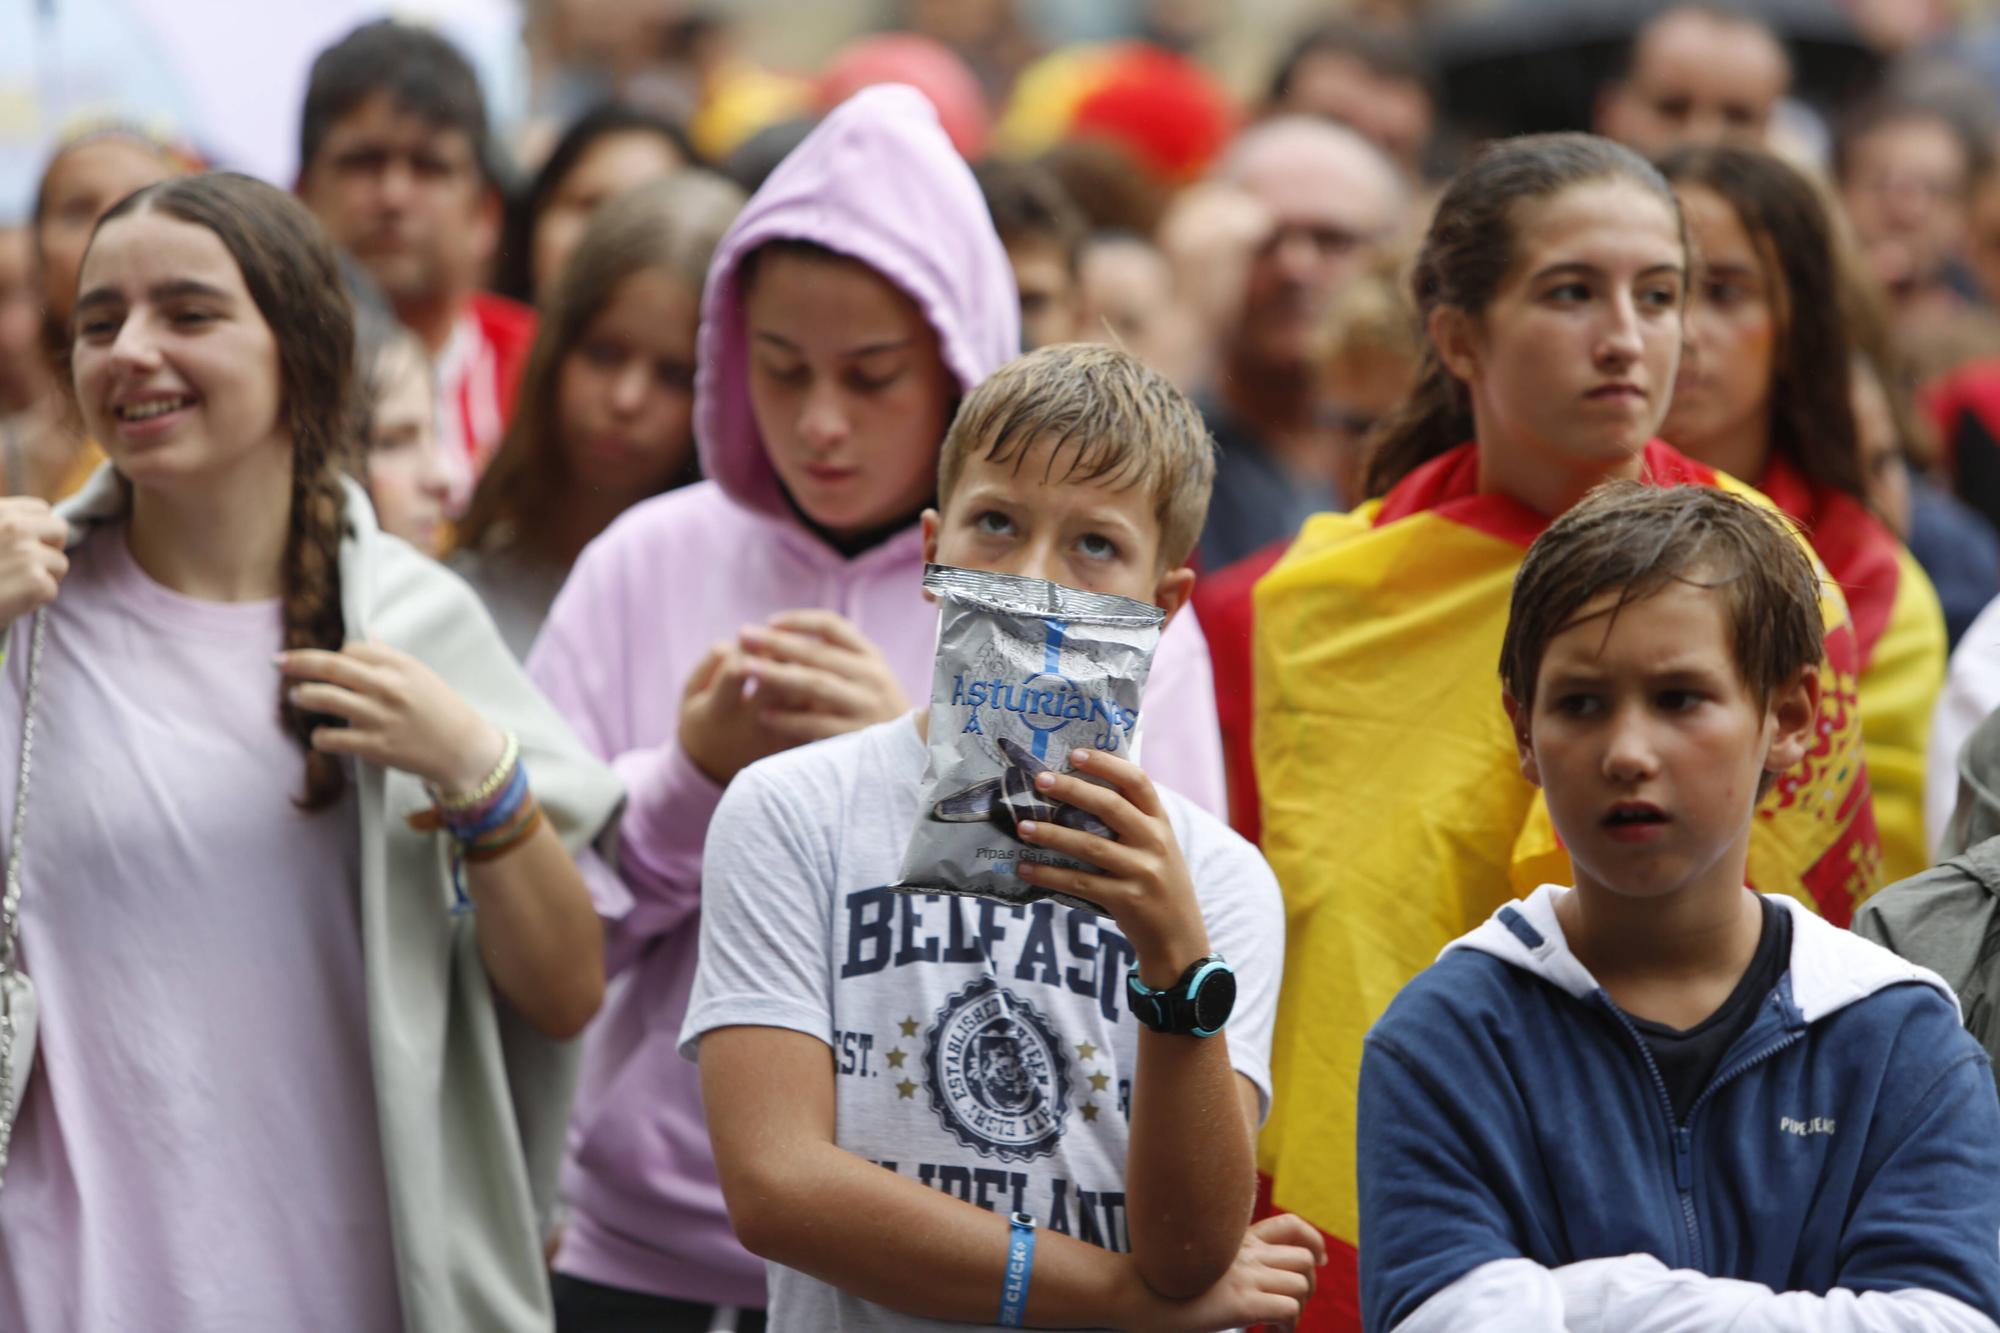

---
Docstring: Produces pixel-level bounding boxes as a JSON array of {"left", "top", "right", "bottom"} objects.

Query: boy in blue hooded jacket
[{"left": 1358, "top": 481, "right": 2000, "bottom": 1333}]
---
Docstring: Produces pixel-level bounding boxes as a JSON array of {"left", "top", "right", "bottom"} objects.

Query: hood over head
[{"left": 694, "top": 83, "right": 1021, "bottom": 525}]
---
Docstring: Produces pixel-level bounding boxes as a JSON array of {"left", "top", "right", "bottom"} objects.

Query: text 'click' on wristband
[{"left": 998, "top": 1211, "right": 1036, "bottom": 1326}]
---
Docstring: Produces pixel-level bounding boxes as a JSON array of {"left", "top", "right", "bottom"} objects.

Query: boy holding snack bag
[
  {"left": 682, "top": 343, "right": 1320, "bottom": 1332},
  {"left": 1359, "top": 482, "right": 2000, "bottom": 1332}
]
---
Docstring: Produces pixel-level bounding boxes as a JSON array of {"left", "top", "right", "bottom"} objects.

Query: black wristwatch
[{"left": 1127, "top": 954, "right": 1236, "bottom": 1037}]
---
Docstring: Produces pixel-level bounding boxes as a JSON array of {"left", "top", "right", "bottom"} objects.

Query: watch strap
[{"left": 1127, "top": 952, "right": 1233, "bottom": 1036}]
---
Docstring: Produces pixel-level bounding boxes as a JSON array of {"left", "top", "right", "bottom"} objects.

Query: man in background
[
  {"left": 298, "top": 19, "right": 535, "bottom": 506},
  {"left": 1196, "top": 118, "right": 1406, "bottom": 570}
]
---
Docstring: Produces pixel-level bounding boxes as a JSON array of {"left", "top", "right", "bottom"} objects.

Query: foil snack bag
[{"left": 895, "top": 564, "right": 1165, "bottom": 912}]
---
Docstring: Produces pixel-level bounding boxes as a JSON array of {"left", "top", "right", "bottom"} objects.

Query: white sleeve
[
  {"left": 677, "top": 755, "right": 837, "bottom": 1059},
  {"left": 1554, "top": 1255, "right": 2000, "bottom": 1333},
  {"left": 1177, "top": 806, "right": 1284, "bottom": 1116},
  {"left": 1390, "top": 1258, "right": 1569, "bottom": 1333}
]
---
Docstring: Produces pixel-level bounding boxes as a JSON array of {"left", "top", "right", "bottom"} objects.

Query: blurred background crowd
[
  {"left": 14, "top": 0, "right": 2000, "bottom": 661},
  {"left": 14, "top": 2, "right": 2000, "bottom": 1327}
]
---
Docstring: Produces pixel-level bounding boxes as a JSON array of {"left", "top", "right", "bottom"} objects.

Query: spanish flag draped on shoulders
[
  {"left": 1755, "top": 453, "right": 1945, "bottom": 881},
  {"left": 1251, "top": 439, "right": 1882, "bottom": 1331}
]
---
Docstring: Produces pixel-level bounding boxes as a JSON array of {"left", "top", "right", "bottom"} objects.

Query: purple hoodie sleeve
[
  {"left": 1143, "top": 603, "right": 1228, "bottom": 818},
  {"left": 528, "top": 540, "right": 718, "bottom": 971}
]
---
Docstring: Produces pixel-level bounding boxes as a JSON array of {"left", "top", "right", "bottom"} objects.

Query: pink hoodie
[{"left": 529, "top": 84, "right": 1226, "bottom": 1309}]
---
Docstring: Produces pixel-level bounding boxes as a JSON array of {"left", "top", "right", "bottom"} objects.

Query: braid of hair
[{"left": 280, "top": 454, "right": 349, "bottom": 810}]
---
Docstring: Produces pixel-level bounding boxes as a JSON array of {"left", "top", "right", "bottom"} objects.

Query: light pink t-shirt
[{"left": 0, "top": 525, "right": 402, "bottom": 1331}]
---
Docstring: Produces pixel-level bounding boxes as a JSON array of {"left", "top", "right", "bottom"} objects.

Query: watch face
[{"left": 1194, "top": 966, "right": 1237, "bottom": 1032}]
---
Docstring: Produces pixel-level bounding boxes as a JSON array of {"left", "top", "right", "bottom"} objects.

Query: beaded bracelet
[
  {"left": 430, "top": 731, "right": 520, "bottom": 813},
  {"left": 440, "top": 761, "right": 530, "bottom": 843},
  {"left": 406, "top": 734, "right": 541, "bottom": 860},
  {"left": 406, "top": 743, "right": 544, "bottom": 911}
]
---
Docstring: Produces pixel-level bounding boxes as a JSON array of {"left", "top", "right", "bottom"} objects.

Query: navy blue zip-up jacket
[{"left": 1358, "top": 886, "right": 2000, "bottom": 1333}]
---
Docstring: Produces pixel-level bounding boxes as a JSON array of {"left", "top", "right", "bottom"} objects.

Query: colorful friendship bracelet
[
  {"left": 464, "top": 803, "right": 545, "bottom": 863},
  {"left": 440, "top": 761, "right": 529, "bottom": 842},
  {"left": 461, "top": 780, "right": 537, "bottom": 849},
  {"left": 405, "top": 732, "right": 545, "bottom": 882}
]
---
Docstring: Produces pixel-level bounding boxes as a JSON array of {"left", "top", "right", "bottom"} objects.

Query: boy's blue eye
[
  {"left": 974, "top": 510, "right": 1014, "bottom": 536},
  {"left": 1554, "top": 693, "right": 1600, "bottom": 718},
  {"left": 1077, "top": 532, "right": 1119, "bottom": 560},
  {"left": 1658, "top": 689, "right": 1704, "bottom": 712}
]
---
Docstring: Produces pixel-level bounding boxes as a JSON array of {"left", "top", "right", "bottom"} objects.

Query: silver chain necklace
[{"left": 0, "top": 606, "right": 49, "bottom": 1187}]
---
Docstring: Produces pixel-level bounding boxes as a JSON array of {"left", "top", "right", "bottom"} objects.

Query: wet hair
[
  {"left": 495, "top": 103, "right": 699, "bottom": 301},
  {"left": 1267, "top": 19, "right": 1437, "bottom": 107},
  {"left": 1366, "top": 132, "right": 1686, "bottom": 498},
  {"left": 974, "top": 160, "right": 1088, "bottom": 276},
  {"left": 92, "top": 173, "right": 357, "bottom": 810},
  {"left": 457, "top": 171, "right": 745, "bottom": 564},
  {"left": 1657, "top": 143, "right": 1864, "bottom": 503},
  {"left": 1500, "top": 481, "right": 1822, "bottom": 709},
  {"left": 300, "top": 20, "right": 498, "bottom": 185},
  {"left": 937, "top": 342, "right": 1217, "bottom": 567}
]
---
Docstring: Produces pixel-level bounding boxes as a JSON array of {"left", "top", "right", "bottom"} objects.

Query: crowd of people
[{"left": 11, "top": 1, "right": 2000, "bottom": 1330}]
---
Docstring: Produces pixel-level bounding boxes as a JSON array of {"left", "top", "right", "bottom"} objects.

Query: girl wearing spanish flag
[
  {"left": 1656, "top": 143, "right": 1943, "bottom": 882},
  {"left": 1250, "top": 134, "right": 1883, "bottom": 1331}
]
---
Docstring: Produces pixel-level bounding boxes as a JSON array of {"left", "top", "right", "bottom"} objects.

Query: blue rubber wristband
[{"left": 998, "top": 1211, "right": 1036, "bottom": 1327}]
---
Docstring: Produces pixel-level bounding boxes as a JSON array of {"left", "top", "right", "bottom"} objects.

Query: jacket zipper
[
  {"left": 1600, "top": 1001, "right": 1707, "bottom": 1266},
  {"left": 1599, "top": 993, "right": 1805, "bottom": 1271}
]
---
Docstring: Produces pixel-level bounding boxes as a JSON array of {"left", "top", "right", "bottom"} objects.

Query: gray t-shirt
[
  {"left": 682, "top": 717, "right": 1285, "bottom": 1333},
  {"left": 446, "top": 542, "right": 568, "bottom": 661}
]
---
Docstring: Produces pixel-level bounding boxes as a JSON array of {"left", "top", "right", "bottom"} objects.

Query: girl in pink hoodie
[{"left": 529, "top": 85, "right": 1227, "bottom": 1330}]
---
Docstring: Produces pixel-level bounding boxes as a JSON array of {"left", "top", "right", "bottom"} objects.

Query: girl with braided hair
[{"left": 0, "top": 171, "right": 623, "bottom": 1332}]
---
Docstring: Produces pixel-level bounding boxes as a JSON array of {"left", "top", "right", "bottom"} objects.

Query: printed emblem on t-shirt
[{"left": 924, "top": 976, "right": 1072, "bottom": 1162}]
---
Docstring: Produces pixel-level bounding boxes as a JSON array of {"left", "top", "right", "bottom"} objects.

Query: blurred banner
[{"left": 1, "top": 0, "right": 525, "bottom": 220}]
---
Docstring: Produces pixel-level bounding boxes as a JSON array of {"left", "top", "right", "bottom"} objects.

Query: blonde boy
[{"left": 682, "top": 345, "right": 1320, "bottom": 1331}]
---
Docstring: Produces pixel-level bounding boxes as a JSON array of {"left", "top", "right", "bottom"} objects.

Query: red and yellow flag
[
  {"left": 1757, "top": 455, "right": 1945, "bottom": 882},
  {"left": 1251, "top": 442, "right": 1883, "bottom": 1329}
]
